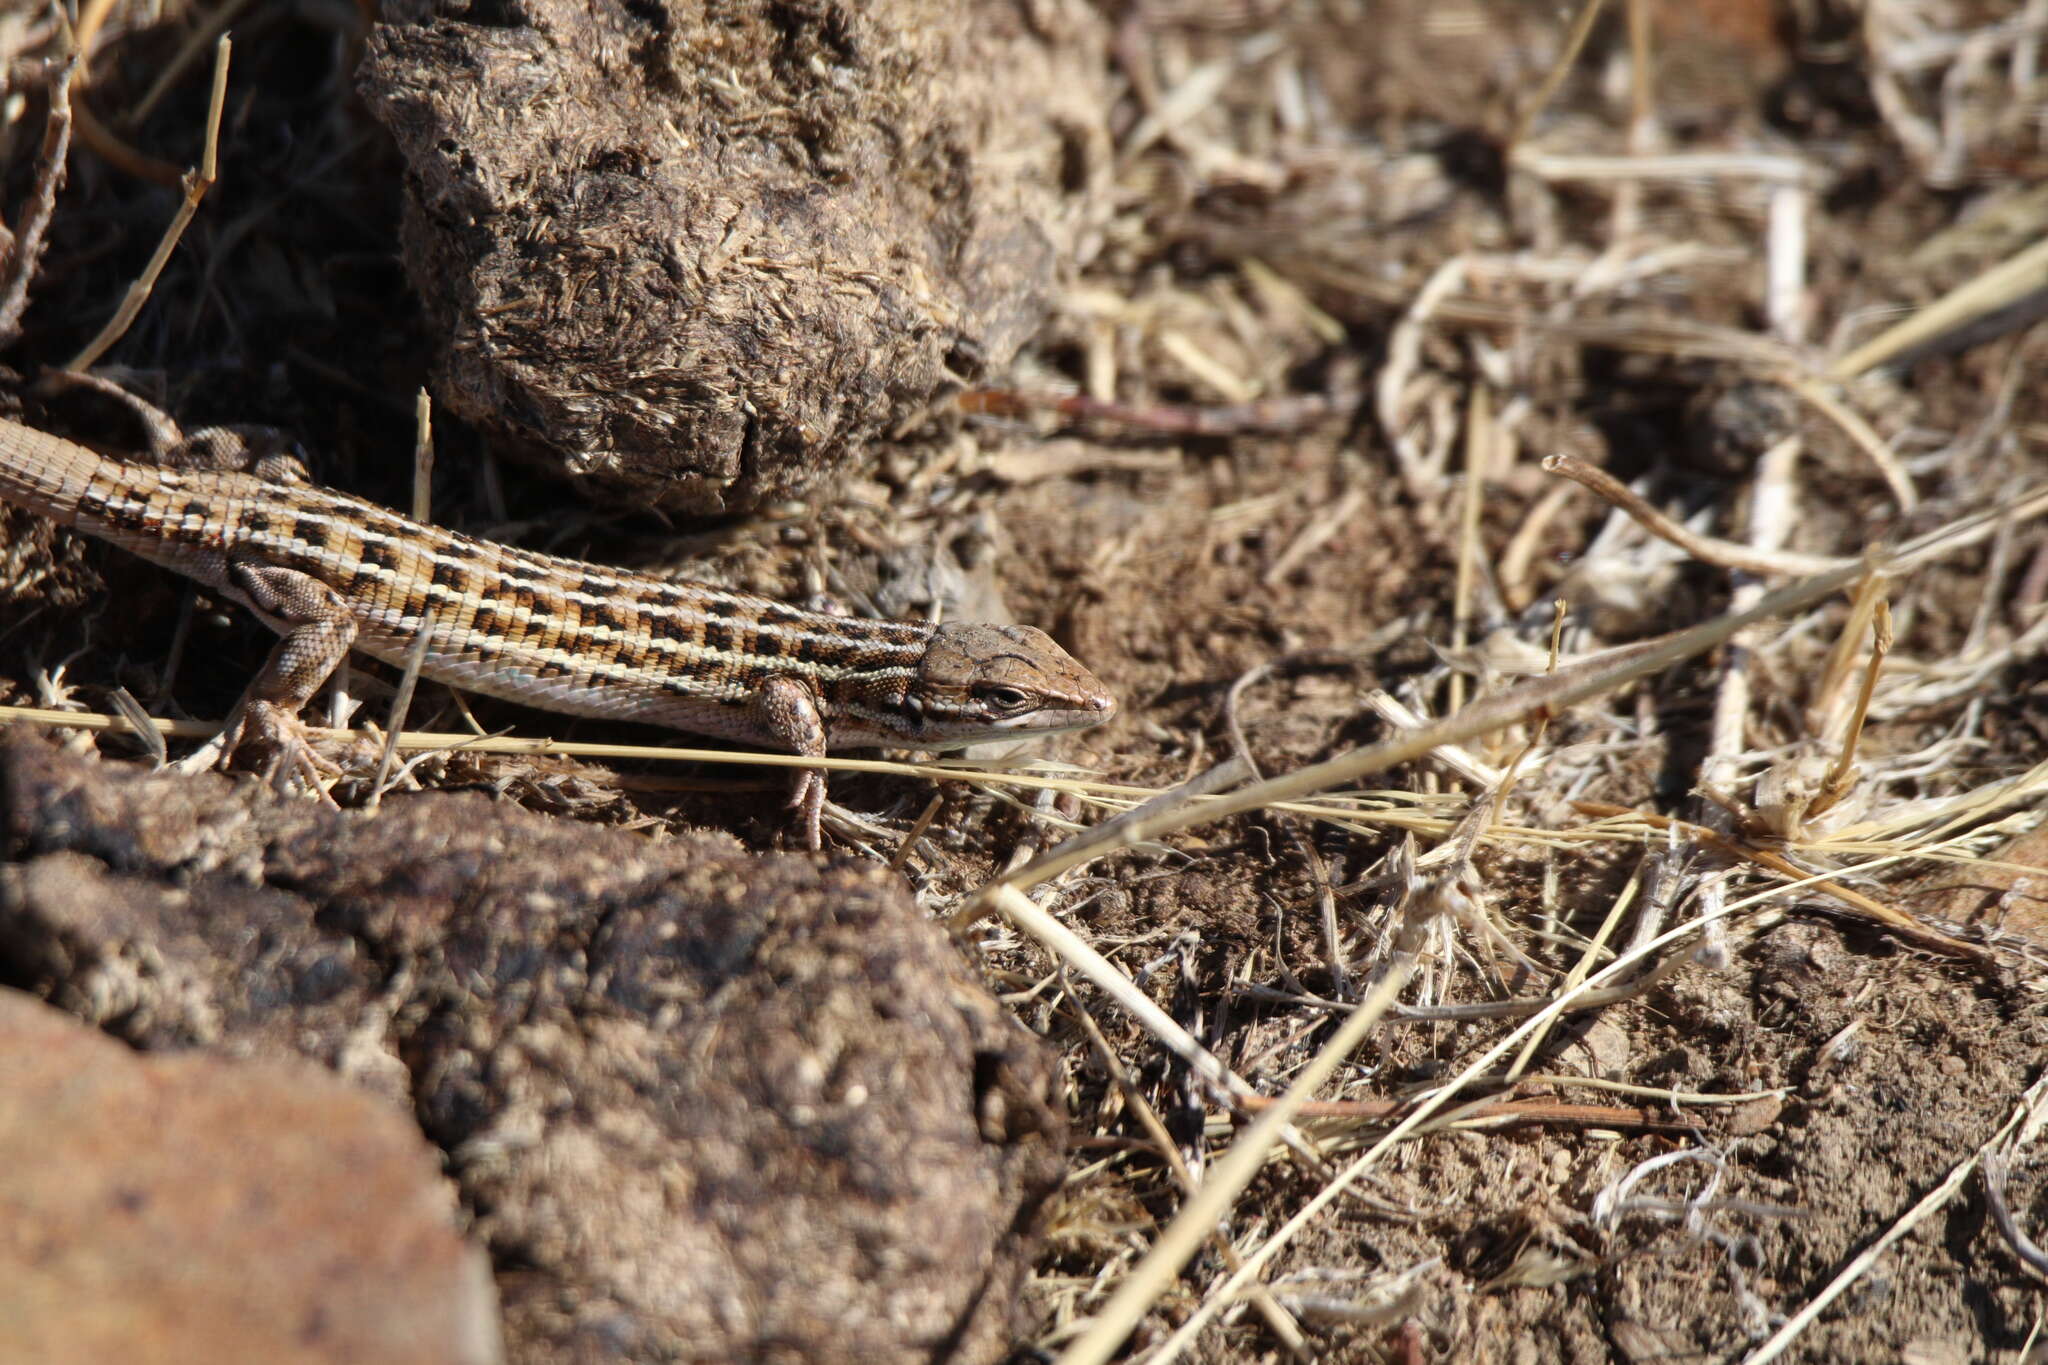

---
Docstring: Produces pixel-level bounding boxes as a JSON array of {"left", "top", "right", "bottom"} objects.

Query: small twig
[
  {"left": 411, "top": 388, "right": 435, "bottom": 522},
  {"left": 66, "top": 35, "right": 232, "bottom": 372},
  {"left": 0, "top": 56, "right": 76, "bottom": 347},
  {"left": 887, "top": 793, "right": 945, "bottom": 873},
  {"left": 1542, "top": 454, "right": 1849, "bottom": 576}
]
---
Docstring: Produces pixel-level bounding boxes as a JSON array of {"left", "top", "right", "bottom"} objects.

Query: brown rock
[
  {"left": 0, "top": 990, "right": 501, "bottom": 1365},
  {"left": 358, "top": 0, "right": 1110, "bottom": 515},
  {"left": 0, "top": 734, "right": 1065, "bottom": 1362}
]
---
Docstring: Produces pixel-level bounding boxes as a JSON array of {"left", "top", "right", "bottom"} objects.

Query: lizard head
[{"left": 873, "top": 622, "right": 1116, "bottom": 749}]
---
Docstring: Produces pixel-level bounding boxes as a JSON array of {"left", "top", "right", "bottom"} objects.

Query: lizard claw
[
  {"left": 788, "top": 768, "right": 825, "bottom": 851},
  {"left": 185, "top": 698, "right": 341, "bottom": 805}
]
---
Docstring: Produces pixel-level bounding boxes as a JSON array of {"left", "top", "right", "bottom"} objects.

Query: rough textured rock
[
  {"left": 358, "top": 0, "right": 1111, "bottom": 515},
  {"left": 0, "top": 734, "right": 1064, "bottom": 1363},
  {"left": 0, "top": 989, "right": 501, "bottom": 1365}
]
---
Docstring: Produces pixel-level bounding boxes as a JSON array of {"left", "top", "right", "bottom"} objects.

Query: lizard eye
[{"left": 974, "top": 684, "right": 1033, "bottom": 714}]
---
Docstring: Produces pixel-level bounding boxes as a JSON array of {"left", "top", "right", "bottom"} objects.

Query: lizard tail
[{"left": 0, "top": 418, "right": 111, "bottom": 526}]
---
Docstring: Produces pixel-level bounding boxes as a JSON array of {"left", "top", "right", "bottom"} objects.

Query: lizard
[{"left": 0, "top": 414, "right": 1117, "bottom": 848}]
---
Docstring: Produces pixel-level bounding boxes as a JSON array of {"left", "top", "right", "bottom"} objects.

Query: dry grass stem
[
  {"left": 1511, "top": 150, "right": 1813, "bottom": 185},
  {"left": 1767, "top": 183, "right": 1809, "bottom": 343},
  {"left": 1507, "top": 868, "right": 1638, "bottom": 1080},
  {"left": 1574, "top": 802, "right": 1994, "bottom": 970},
  {"left": 1806, "top": 600, "right": 1892, "bottom": 823},
  {"left": 1449, "top": 383, "right": 1490, "bottom": 715},
  {"left": 411, "top": 388, "right": 435, "bottom": 522},
  {"left": 987, "top": 884, "right": 1254, "bottom": 1104},
  {"left": 1065, "top": 981, "right": 1316, "bottom": 1361},
  {"left": 1362, "top": 691, "right": 1507, "bottom": 788},
  {"left": 1137, "top": 900, "right": 1743, "bottom": 1364},
  {"left": 66, "top": 34, "right": 231, "bottom": 372},
  {"left": 1806, "top": 572, "right": 1893, "bottom": 738},
  {"left": 1237, "top": 1092, "right": 1696, "bottom": 1135},
  {"left": 126, "top": 0, "right": 257, "bottom": 125},
  {"left": 1831, "top": 233, "right": 2048, "bottom": 378},
  {"left": 1770, "top": 371, "right": 1917, "bottom": 511},
  {"left": 104, "top": 686, "right": 164, "bottom": 768},
  {"left": 1057, "top": 875, "right": 1449, "bottom": 1365},
  {"left": 1509, "top": 0, "right": 1608, "bottom": 146},
  {"left": 367, "top": 608, "right": 437, "bottom": 806}
]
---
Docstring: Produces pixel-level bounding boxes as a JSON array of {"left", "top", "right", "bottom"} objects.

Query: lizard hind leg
[
  {"left": 164, "top": 425, "right": 312, "bottom": 484},
  {"left": 175, "top": 561, "right": 356, "bottom": 800},
  {"left": 29, "top": 371, "right": 311, "bottom": 482}
]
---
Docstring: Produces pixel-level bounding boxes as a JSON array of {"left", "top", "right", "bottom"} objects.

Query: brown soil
[{"left": 4, "top": 1, "right": 2048, "bottom": 1361}]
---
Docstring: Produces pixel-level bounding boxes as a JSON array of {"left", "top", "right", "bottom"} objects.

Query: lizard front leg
[
  {"left": 748, "top": 674, "right": 830, "bottom": 851},
  {"left": 177, "top": 561, "right": 356, "bottom": 797}
]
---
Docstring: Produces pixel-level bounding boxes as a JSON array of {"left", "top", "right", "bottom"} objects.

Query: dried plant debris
[{"left": 359, "top": 0, "right": 1112, "bottom": 514}]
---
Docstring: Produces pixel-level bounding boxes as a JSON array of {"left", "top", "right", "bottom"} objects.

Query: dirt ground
[{"left": 4, "top": 0, "right": 2048, "bottom": 1362}]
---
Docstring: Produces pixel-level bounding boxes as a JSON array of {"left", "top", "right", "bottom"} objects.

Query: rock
[
  {"left": 0, "top": 989, "right": 501, "bottom": 1365},
  {"left": 0, "top": 734, "right": 1065, "bottom": 1362},
  {"left": 358, "top": 0, "right": 1111, "bottom": 515}
]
